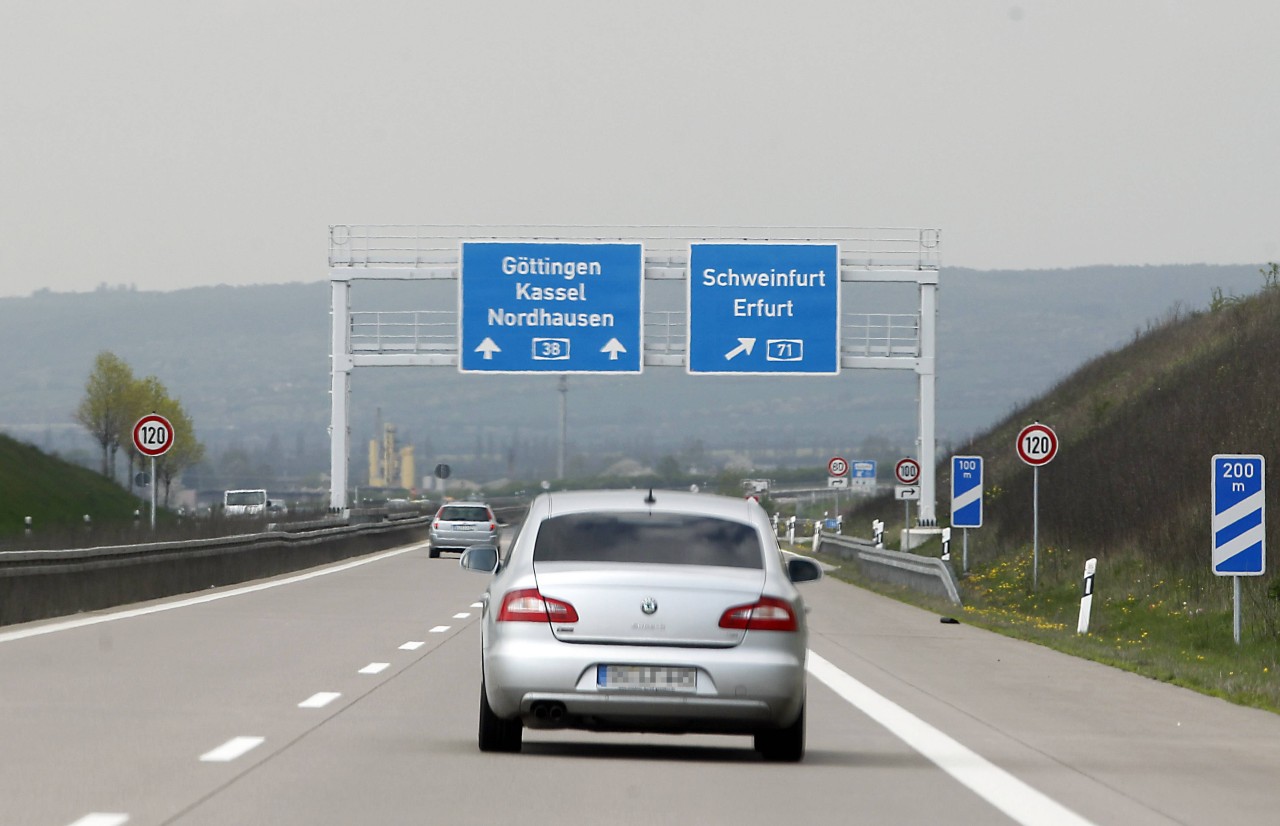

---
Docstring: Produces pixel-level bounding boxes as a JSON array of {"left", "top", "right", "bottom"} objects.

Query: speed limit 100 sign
[
  {"left": 133, "top": 414, "right": 174, "bottom": 457},
  {"left": 894, "top": 458, "right": 921, "bottom": 485},
  {"left": 1016, "top": 423, "right": 1058, "bottom": 466}
]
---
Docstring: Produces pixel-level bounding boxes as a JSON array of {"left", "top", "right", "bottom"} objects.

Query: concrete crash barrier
[
  {"left": 816, "top": 532, "right": 961, "bottom": 606},
  {"left": 0, "top": 516, "right": 430, "bottom": 627}
]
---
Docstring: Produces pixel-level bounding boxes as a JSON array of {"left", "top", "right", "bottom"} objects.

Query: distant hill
[{"left": 0, "top": 264, "right": 1267, "bottom": 487}]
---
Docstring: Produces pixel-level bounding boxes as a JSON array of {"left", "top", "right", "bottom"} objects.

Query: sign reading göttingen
[
  {"left": 460, "top": 241, "right": 643, "bottom": 373},
  {"left": 687, "top": 243, "right": 839, "bottom": 375}
]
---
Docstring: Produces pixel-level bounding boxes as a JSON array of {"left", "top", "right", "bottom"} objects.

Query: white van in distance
[{"left": 224, "top": 489, "right": 268, "bottom": 517}]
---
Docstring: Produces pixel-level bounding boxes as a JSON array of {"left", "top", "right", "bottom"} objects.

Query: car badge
[{"left": 640, "top": 597, "right": 658, "bottom": 615}]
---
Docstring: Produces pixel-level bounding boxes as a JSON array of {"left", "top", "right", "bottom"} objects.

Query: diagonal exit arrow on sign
[{"left": 724, "top": 338, "right": 756, "bottom": 360}]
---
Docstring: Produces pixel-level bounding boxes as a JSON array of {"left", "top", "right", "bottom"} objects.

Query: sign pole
[
  {"left": 150, "top": 456, "right": 157, "bottom": 531},
  {"left": 963, "top": 528, "right": 969, "bottom": 574},
  {"left": 904, "top": 499, "right": 911, "bottom": 550},
  {"left": 1032, "top": 465, "right": 1040, "bottom": 593},
  {"left": 1234, "top": 576, "right": 1242, "bottom": 645}
]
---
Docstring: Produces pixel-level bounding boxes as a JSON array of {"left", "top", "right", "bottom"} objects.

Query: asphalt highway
[{"left": 3, "top": 536, "right": 1279, "bottom": 826}]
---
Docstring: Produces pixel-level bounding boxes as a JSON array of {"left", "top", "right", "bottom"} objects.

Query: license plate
[{"left": 597, "top": 665, "right": 697, "bottom": 692}]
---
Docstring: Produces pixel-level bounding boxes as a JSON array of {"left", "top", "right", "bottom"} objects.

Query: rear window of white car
[
  {"left": 532, "top": 513, "right": 763, "bottom": 569},
  {"left": 439, "top": 506, "right": 492, "bottom": 521}
]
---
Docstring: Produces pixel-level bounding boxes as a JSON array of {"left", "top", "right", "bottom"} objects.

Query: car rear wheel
[
  {"left": 478, "top": 679, "right": 522, "bottom": 753},
  {"left": 428, "top": 545, "right": 440, "bottom": 559},
  {"left": 754, "top": 701, "right": 804, "bottom": 762}
]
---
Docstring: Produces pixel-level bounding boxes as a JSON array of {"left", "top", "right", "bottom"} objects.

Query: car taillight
[
  {"left": 489, "top": 522, "right": 497, "bottom": 532},
  {"left": 718, "top": 597, "right": 798, "bottom": 632},
  {"left": 497, "top": 588, "right": 579, "bottom": 623},
  {"left": 432, "top": 520, "right": 441, "bottom": 529}
]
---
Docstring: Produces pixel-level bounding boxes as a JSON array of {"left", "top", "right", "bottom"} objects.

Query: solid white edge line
[
  {"left": 806, "top": 651, "right": 1097, "bottom": 826},
  {"left": 199, "top": 736, "right": 265, "bottom": 763},
  {"left": 298, "top": 692, "right": 342, "bottom": 709},
  {"left": 67, "top": 815, "right": 129, "bottom": 826},
  {"left": 358, "top": 662, "right": 390, "bottom": 675},
  {"left": 0, "top": 545, "right": 425, "bottom": 644},
  {"left": 429, "top": 626, "right": 451, "bottom": 633},
  {"left": 399, "top": 641, "right": 426, "bottom": 650}
]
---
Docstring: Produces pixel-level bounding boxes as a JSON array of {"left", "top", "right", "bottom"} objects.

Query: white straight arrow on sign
[
  {"left": 475, "top": 338, "right": 501, "bottom": 360},
  {"left": 601, "top": 338, "right": 627, "bottom": 360}
]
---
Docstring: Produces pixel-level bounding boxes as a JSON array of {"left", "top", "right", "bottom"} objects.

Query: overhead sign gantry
[{"left": 328, "top": 225, "right": 941, "bottom": 522}]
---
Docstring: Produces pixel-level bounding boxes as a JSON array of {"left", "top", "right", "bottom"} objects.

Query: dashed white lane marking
[
  {"left": 67, "top": 815, "right": 129, "bottom": 826},
  {"left": 298, "top": 692, "right": 342, "bottom": 709},
  {"left": 199, "top": 736, "right": 265, "bottom": 763},
  {"left": 806, "top": 652, "right": 1096, "bottom": 826},
  {"left": 470, "top": 602, "right": 483, "bottom": 608},
  {"left": 359, "top": 662, "right": 390, "bottom": 675},
  {"left": 452, "top": 612, "right": 471, "bottom": 619},
  {"left": 0, "top": 545, "right": 422, "bottom": 644},
  {"left": 399, "top": 641, "right": 426, "bottom": 650},
  {"left": 429, "top": 625, "right": 451, "bottom": 633}
]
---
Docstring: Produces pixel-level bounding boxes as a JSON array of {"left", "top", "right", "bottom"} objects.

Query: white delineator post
[{"left": 1077, "top": 557, "right": 1097, "bottom": 634}]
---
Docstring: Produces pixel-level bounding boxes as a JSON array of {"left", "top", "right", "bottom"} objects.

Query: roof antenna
[{"left": 644, "top": 488, "right": 657, "bottom": 505}]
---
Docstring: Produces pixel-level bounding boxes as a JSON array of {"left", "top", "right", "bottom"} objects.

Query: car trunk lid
[{"left": 531, "top": 562, "right": 763, "bottom": 647}]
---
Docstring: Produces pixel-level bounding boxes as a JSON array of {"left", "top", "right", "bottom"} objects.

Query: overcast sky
[{"left": 3, "top": 1, "right": 1277, "bottom": 299}]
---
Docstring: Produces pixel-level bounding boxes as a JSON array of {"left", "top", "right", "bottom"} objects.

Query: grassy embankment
[
  {"left": 0, "top": 434, "right": 162, "bottom": 546},
  {"left": 837, "top": 274, "right": 1280, "bottom": 712}
]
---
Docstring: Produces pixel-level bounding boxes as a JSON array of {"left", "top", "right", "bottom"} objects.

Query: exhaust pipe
[{"left": 529, "top": 701, "right": 567, "bottom": 725}]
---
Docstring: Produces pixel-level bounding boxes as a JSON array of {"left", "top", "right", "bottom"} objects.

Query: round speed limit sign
[
  {"left": 894, "top": 458, "right": 921, "bottom": 485},
  {"left": 132, "top": 413, "right": 174, "bottom": 457},
  {"left": 1016, "top": 422, "right": 1058, "bottom": 466},
  {"left": 827, "top": 456, "right": 849, "bottom": 477}
]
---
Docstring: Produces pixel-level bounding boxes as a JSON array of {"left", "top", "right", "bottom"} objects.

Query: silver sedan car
[
  {"left": 429, "top": 501, "right": 500, "bottom": 558},
  {"left": 460, "top": 488, "right": 821, "bottom": 761}
]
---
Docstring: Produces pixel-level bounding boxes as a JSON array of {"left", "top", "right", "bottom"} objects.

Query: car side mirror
[
  {"left": 460, "top": 544, "right": 500, "bottom": 574},
  {"left": 787, "top": 556, "right": 823, "bottom": 583}
]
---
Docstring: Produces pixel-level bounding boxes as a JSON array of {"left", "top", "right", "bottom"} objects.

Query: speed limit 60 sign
[
  {"left": 133, "top": 414, "right": 174, "bottom": 457},
  {"left": 1017, "top": 422, "right": 1058, "bottom": 466}
]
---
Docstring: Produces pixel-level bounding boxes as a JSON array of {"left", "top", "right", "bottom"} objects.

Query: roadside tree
[{"left": 73, "top": 351, "right": 137, "bottom": 480}]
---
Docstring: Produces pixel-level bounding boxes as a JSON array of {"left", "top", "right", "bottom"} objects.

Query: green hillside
[
  {"left": 0, "top": 434, "right": 149, "bottom": 543},
  {"left": 847, "top": 275, "right": 1280, "bottom": 709}
]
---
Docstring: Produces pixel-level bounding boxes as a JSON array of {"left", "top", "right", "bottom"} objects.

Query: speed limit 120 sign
[
  {"left": 894, "top": 458, "right": 921, "bottom": 485},
  {"left": 1016, "top": 422, "right": 1058, "bottom": 466},
  {"left": 133, "top": 414, "right": 175, "bottom": 457}
]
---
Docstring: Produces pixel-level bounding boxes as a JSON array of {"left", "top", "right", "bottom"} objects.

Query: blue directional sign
[
  {"left": 951, "top": 455, "right": 983, "bottom": 528},
  {"left": 459, "top": 241, "right": 643, "bottom": 373},
  {"left": 850, "top": 460, "right": 877, "bottom": 481},
  {"left": 687, "top": 243, "right": 839, "bottom": 375},
  {"left": 1212, "top": 454, "right": 1266, "bottom": 576}
]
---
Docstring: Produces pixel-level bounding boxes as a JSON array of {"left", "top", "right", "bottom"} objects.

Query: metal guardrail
[
  {"left": 0, "top": 516, "right": 433, "bottom": 627},
  {"left": 816, "top": 532, "right": 961, "bottom": 606}
]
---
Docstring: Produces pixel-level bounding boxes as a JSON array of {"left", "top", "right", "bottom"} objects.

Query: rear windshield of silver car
[
  {"left": 440, "top": 506, "right": 491, "bottom": 521},
  {"left": 532, "top": 513, "right": 763, "bottom": 569}
]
